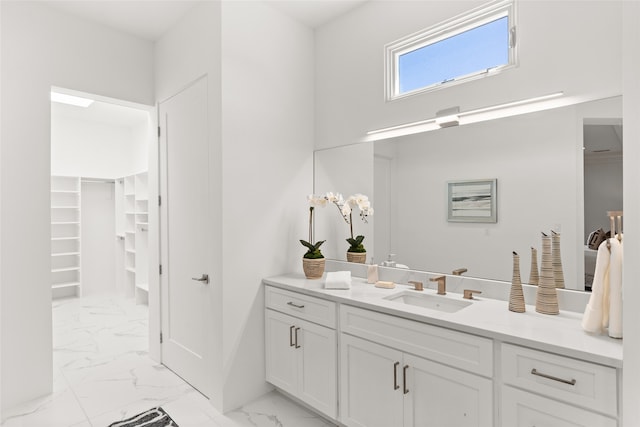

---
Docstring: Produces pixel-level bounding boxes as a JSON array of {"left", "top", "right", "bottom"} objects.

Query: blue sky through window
[{"left": 398, "top": 16, "right": 509, "bottom": 94}]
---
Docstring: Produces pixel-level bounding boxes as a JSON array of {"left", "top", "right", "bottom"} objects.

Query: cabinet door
[
  {"left": 403, "top": 354, "right": 492, "bottom": 427},
  {"left": 298, "top": 319, "right": 337, "bottom": 419},
  {"left": 502, "top": 386, "right": 617, "bottom": 427},
  {"left": 265, "top": 309, "right": 297, "bottom": 394},
  {"left": 340, "top": 334, "right": 403, "bottom": 427}
]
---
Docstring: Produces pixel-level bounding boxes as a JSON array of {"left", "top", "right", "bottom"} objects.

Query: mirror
[{"left": 314, "top": 96, "right": 622, "bottom": 291}]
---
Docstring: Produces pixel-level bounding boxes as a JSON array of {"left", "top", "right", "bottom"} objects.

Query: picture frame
[{"left": 447, "top": 179, "right": 497, "bottom": 223}]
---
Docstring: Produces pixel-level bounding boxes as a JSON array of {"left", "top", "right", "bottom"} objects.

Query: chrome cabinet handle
[
  {"left": 531, "top": 368, "right": 576, "bottom": 386},
  {"left": 191, "top": 274, "right": 209, "bottom": 285},
  {"left": 294, "top": 327, "right": 301, "bottom": 348},
  {"left": 403, "top": 365, "right": 409, "bottom": 394},
  {"left": 289, "top": 326, "right": 295, "bottom": 347},
  {"left": 287, "top": 301, "right": 305, "bottom": 309},
  {"left": 393, "top": 362, "right": 400, "bottom": 390}
]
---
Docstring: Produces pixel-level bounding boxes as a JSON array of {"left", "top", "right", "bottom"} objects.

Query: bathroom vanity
[{"left": 264, "top": 274, "right": 622, "bottom": 427}]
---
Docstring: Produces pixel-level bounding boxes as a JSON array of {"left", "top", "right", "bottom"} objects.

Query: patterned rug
[{"left": 108, "top": 407, "right": 179, "bottom": 427}]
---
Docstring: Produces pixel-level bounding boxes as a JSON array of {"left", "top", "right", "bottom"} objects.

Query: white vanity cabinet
[
  {"left": 264, "top": 286, "right": 337, "bottom": 419},
  {"left": 500, "top": 343, "right": 618, "bottom": 427},
  {"left": 339, "top": 305, "right": 493, "bottom": 427}
]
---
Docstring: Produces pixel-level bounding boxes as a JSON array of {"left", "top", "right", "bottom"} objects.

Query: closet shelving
[
  {"left": 51, "top": 176, "right": 81, "bottom": 298},
  {"left": 116, "top": 171, "right": 149, "bottom": 304}
]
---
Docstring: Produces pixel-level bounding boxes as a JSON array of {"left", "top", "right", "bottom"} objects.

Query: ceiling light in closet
[{"left": 51, "top": 92, "right": 94, "bottom": 108}]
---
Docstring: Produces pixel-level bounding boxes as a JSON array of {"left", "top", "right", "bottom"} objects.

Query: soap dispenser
[{"left": 367, "top": 257, "right": 379, "bottom": 284}]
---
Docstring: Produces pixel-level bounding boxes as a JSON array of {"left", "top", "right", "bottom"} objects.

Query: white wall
[
  {"left": 51, "top": 115, "right": 148, "bottom": 179},
  {"left": 623, "top": 2, "right": 640, "bottom": 425},
  {"left": 81, "top": 182, "right": 116, "bottom": 296},
  {"left": 220, "top": 1, "right": 315, "bottom": 411},
  {"left": 315, "top": 0, "right": 622, "bottom": 150},
  {"left": 584, "top": 154, "right": 623, "bottom": 237},
  {"left": 0, "top": 1, "right": 154, "bottom": 411}
]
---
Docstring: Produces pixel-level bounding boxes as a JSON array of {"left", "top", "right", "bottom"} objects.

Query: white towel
[
  {"left": 325, "top": 271, "right": 351, "bottom": 290},
  {"left": 582, "top": 237, "right": 623, "bottom": 338}
]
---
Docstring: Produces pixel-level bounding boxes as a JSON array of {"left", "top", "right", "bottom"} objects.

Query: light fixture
[
  {"left": 365, "top": 91, "right": 565, "bottom": 141},
  {"left": 51, "top": 92, "right": 94, "bottom": 108},
  {"left": 435, "top": 106, "right": 460, "bottom": 128}
]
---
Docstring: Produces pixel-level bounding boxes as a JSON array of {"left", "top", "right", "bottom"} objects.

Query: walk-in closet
[{"left": 50, "top": 91, "right": 152, "bottom": 303}]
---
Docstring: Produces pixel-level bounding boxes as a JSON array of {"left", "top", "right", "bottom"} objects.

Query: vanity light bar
[{"left": 366, "top": 91, "right": 564, "bottom": 138}]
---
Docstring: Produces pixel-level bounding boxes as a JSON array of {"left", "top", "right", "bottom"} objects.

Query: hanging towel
[{"left": 581, "top": 237, "right": 623, "bottom": 338}]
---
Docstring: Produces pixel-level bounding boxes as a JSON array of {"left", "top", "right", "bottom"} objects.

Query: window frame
[{"left": 385, "top": 0, "right": 517, "bottom": 101}]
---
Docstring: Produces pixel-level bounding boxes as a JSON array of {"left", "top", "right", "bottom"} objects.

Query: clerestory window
[{"left": 386, "top": 0, "right": 516, "bottom": 100}]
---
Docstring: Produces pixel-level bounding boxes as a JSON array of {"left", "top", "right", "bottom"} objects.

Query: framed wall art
[{"left": 447, "top": 179, "right": 497, "bottom": 223}]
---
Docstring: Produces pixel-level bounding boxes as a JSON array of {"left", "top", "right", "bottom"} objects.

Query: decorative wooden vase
[
  {"left": 509, "top": 251, "right": 526, "bottom": 313},
  {"left": 529, "top": 247, "right": 539, "bottom": 286},
  {"left": 302, "top": 257, "right": 325, "bottom": 279},
  {"left": 347, "top": 251, "right": 367, "bottom": 264},
  {"left": 551, "top": 230, "right": 565, "bottom": 289},
  {"left": 535, "top": 233, "right": 559, "bottom": 315}
]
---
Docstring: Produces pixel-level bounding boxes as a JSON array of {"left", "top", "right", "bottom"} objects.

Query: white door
[
  {"left": 340, "top": 334, "right": 403, "bottom": 427},
  {"left": 403, "top": 353, "right": 492, "bottom": 427},
  {"left": 298, "top": 318, "right": 337, "bottom": 419},
  {"left": 264, "top": 309, "right": 298, "bottom": 394},
  {"left": 159, "top": 76, "right": 211, "bottom": 396}
]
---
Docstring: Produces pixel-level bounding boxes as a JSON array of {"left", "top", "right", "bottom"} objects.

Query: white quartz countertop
[{"left": 264, "top": 273, "right": 623, "bottom": 368}]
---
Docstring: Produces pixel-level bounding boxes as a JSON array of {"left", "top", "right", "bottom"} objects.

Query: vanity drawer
[
  {"left": 340, "top": 305, "right": 493, "bottom": 377},
  {"left": 265, "top": 286, "right": 336, "bottom": 328},
  {"left": 501, "top": 343, "right": 617, "bottom": 416}
]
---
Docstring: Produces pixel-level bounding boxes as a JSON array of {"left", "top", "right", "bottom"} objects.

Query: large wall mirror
[{"left": 314, "top": 96, "right": 622, "bottom": 291}]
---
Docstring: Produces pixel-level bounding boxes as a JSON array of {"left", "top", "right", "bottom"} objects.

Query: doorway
[{"left": 50, "top": 87, "right": 157, "bottom": 362}]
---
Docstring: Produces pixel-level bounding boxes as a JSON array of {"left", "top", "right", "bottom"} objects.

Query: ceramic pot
[
  {"left": 302, "top": 257, "right": 325, "bottom": 279},
  {"left": 346, "top": 251, "right": 367, "bottom": 264},
  {"left": 509, "top": 251, "right": 526, "bottom": 313},
  {"left": 535, "top": 233, "right": 559, "bottom": 315}
]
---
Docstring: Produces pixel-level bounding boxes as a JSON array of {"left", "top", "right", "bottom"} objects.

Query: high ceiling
[{"left": 46, "top": 0, "right": 369, "bottom": 41}]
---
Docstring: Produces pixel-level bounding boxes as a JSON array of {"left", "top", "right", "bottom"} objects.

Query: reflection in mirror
[
  {"left": 314, "top": 97, "right": 622, "bottom": 291},
  {"left": 583, "top": 119, "right": 623, "bottom": 290}
]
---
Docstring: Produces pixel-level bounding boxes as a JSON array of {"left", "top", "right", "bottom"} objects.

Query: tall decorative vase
[
  {"left": 551, "top": 230, "right": 565, "bottom": 289},
  {"left": 509, "top": 251, "right": 526, "bottom": 313},
  {"left": 529, "top": 247, "right": 539, "bottom": 286},
  {"left": 536, "top": 233, "right": 559, "bottom": 315}
]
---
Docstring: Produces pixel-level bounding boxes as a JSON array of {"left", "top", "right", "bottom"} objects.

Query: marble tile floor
[{"left": 1, "top": 295, "right": 337, "bottom": 427}]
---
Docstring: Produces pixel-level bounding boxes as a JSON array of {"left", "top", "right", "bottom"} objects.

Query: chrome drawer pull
[
  {"left": 287, "top": 301, "right": 305, "bottom": 309},
  {"left": 531, "top": 368, "right": 577, "bottom": 386}
]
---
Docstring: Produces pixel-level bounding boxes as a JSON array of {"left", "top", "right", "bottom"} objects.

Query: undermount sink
[{"left": 383, "top": 290, "right": 472, "bottom": 313}]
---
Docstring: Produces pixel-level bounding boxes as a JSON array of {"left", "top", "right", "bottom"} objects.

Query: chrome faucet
[
  {"left": 381, "top": 254, "right": 396, "bottom": 267},
  {"left": 430, "top": 276, "right": 446, "bottom": 295}
]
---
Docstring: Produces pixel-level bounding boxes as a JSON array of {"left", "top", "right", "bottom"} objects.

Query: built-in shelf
[
  {"left": 51, "top": 175, "right": 81, "bottom": 298},
  {"left": 126, "top": 249, "right": 136, "bottom": 254},
  {"left": 51, "top": 252, "right": 80, "bottom": 257},
  {"left": 52, "top": 281, "right": 81, "bottom": 290},
  {"left": 51, "top": 266, "right": 80, "bottom": 273},
  {"left": 126, "top": 267, "right": 136, "bottom": 273},
  {"left": 136, "top": 283, "right": 149, "bottom": 292}
]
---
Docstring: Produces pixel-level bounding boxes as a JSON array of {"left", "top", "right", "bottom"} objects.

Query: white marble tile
[
  {"left": 4, "top": 295, "right": 336, "bottom": 427},
  {"left": 217, "top": 391, "right": 338, "bottom": 427}
]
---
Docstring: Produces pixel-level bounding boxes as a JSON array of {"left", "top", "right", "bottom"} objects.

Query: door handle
[
  {"left": 393, "top": 361, "right": 400, "bottom": 390},
  {"left": 289, "top": 326, "right": 295, "bottom": 347},
  {"left": 191, "top": 274, "right": 209, "bottom": 284},
  {"left": 294, "top": 327, "right": 301, "bottom": 348},
  {"left": 403, "top": 365, "right": 409, "bottom": 394}
]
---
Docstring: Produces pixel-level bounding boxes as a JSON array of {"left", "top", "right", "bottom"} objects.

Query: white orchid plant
[
  {"left": 325, "top": 192, "right": 374, "bottom": 253},
  {"left": 300, "top": 195, "right": 326, "bottom": 259}
]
